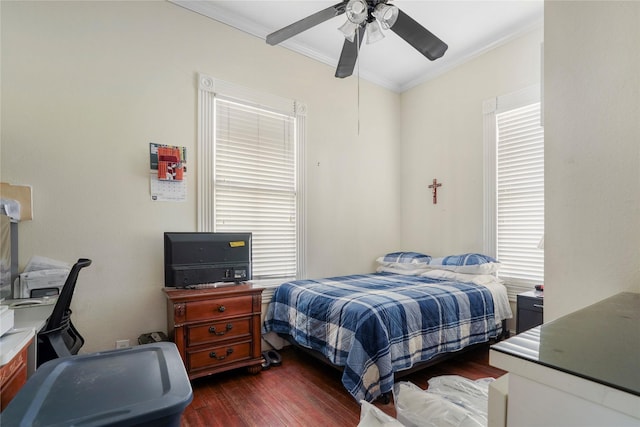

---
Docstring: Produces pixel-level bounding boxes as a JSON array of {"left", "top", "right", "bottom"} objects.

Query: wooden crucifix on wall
[{"left": 428, "top": 179, "right": 442, "bottom": 204}]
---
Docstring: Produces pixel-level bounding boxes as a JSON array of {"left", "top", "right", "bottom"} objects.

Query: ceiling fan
[{"left": 266, "top": 0, "right": 448, "bottom": 79}]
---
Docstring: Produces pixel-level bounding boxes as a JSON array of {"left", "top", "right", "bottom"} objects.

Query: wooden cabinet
[
  {"left": 516, "top": 291, "right": 543, "bottom": 334},
  {"left": 163, "top": 284, "right": 263, "bottom": 379},
  {"left": 0, "top": 338, "right": 31, "bottom": 411}
]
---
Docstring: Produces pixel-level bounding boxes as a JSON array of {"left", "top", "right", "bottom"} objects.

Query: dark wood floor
[{"left": 180, "top": 345, "right": 505, "bottom": 426}]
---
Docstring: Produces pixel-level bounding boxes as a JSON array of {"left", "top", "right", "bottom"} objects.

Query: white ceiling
[{"left": 170, "top": 0, "right": 543, "bottom": 93}]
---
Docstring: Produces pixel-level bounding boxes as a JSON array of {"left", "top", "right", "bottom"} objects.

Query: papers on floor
[{"left": 358, "top": 375, "right": 494, "bottom": 427}]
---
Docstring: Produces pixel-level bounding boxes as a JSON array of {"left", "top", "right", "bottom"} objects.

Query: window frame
[
  {"left": 483, "top": 84, "right": 543, "bottom": 300},
  {"left": 197, "top": 74, "right": 306, "bottom": 289}
]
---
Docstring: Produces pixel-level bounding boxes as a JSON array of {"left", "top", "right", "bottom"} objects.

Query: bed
[{"left": 262, "top": 252, "right": 512, "bottom": 402}]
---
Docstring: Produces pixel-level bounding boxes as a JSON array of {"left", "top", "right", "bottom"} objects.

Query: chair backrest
[{"left": 42, "top": 258, "right": 92, "bottom": 333}]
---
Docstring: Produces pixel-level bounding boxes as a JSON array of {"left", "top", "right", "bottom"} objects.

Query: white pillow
[
  {"left": 427, "top": 253, "right": 501, "bottom": 274},
  {"left": 376, "top": 265, "right": 431, "bottom": 276},
  {"left": 420, "top": 269, "right": 502, "bottom": 286}
]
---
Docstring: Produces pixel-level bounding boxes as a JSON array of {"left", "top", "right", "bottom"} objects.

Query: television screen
[{"left": 164, "top": 232, "right": 252, "bottom": 287}]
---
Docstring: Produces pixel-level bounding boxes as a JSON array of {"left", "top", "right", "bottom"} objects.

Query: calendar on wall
[{"left": 149, "top": 143, "right": 187, "bottom": 202}]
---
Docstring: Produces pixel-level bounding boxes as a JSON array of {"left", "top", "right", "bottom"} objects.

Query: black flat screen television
[{"left": 164, "top": 232, "right": 252, "bottom": 287}]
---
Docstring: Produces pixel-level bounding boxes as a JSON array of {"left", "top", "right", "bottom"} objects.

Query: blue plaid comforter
[{"left": 263, "top": 272, "right": 498, "bottom": 402}]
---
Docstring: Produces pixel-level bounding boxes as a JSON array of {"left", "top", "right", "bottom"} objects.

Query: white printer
[{"left": 14, "top": 269, "right": 69, "bottom": 299}]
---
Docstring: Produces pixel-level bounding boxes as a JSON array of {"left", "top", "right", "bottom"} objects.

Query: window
[
  {"left": 197, "top": 74, "right": 306, "bottom": 285},
  {"left": 484, "top": 85, "right": 544, "bottom": 300}
]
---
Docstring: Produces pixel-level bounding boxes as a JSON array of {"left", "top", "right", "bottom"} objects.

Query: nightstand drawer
[
  {"left": 187, "top": 318, "right": 252, "bottom": 346},
  {"left": 185, "top": 295, "right": 253, "bottom": 322},
  {"left": 187, "top": 341, "right": 251, "bottom": 371},
  {"left": 518, "top": 296, "right": 544, "bottom": 312}
]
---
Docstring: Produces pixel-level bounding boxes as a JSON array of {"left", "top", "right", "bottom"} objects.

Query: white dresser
[{"left": 489, "top": 292, "right": 640, "bottom": 427}]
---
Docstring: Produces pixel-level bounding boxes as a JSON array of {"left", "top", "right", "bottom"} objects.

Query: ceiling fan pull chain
[{"left": 357, "top": 26, "right": 361, "bottom": 136}]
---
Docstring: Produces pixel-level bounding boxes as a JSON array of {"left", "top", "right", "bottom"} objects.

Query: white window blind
[
  {"left": 496, "top": 102, "right": 544, "bottom": 297},
  {"left": 483, "top": 85, "right": 543, "bottom": 301},
  {"left": 197, "top": 74, "right": 306, "bottom": 284},
  {"left": 215, "top": 98, "right": 296, "bottom": 279}
]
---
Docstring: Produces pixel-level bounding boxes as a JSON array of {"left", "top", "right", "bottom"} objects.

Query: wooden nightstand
[
  {"left": 163, "top": 283, "right": 263, "bottom": 380},
  {"left": 516, "top": 290, "right": 544, "bottom": 334}
]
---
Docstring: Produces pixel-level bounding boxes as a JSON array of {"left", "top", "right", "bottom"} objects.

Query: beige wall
[
  {"left": 544, "top": 1, "right": 640, "bottom": 320},
  {"left": 401, "top": 1, "right": 640, "bottom": 322},
  {"left": 1, "top": 1, "right": 401, "bottom": 352},
  {"left": 4, "top": 1, "right": 635, "bottom": 353},
  {"left": 399, "top": 28, "right": 543, "bottom": 255}
]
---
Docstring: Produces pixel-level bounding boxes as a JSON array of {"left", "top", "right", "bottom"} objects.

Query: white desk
[
  {"left": 1, "top": 298, "right": 56, "bottom": 376},
  {"left": 0, "top": 329, "right": 34, "bottom": 365},
  {"left": 0, "top": 299, "right": 55, "bottom": 409}
]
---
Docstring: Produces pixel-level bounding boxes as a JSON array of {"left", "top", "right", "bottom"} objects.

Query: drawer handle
[
  {"left": 217, "top": 305, "right": 226, "bottom": 313},
  {"left": 533, "top": 304, "right": 543, "bottom": 308},
  {"left": 209, "top": 348, "right": 233, "bottom": 360},
  {"left": 209, "top": 323, "right": 233, "bottom": 336}
]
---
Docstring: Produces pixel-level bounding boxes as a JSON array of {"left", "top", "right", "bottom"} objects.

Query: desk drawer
[
  {"left": 187, "top": 318, "right": 251, "bottom": 346},
  {"left": 187, "top": 341, "right": 251, "bottom": 371},
  {"left": 185, "top": 295, "right": 253, "bottom": 322}
]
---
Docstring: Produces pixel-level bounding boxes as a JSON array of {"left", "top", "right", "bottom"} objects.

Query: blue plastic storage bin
[{"left": 1, "top": 342, "right": 192, "bottom": 427}]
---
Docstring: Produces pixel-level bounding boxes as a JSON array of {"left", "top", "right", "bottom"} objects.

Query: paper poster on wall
[{"left": 149, "top": 143, "right": 187, "bottom": 202}]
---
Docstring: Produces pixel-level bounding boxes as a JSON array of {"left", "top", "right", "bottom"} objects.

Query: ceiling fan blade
[
  {"left": 266, "top": 1, "right": 347, "bottom": 46},
  {"left": 335, "top": 26, "right": 365, "bottom": 78},
  {"left": 390, "top": 8, "right": 448, "bottom": 61}
]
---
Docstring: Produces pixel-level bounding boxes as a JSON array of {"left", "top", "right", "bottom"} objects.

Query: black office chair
[{"left": 37, "top": 258, "right": 92, "bottom": 367}]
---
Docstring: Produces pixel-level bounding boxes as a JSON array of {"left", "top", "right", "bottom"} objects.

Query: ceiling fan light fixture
[
  {"left": 345, "top": 0, "right": 368, "bottom": 24},
  {"left": 265, "top": 0, "right": 449, "bottom": 79},
  {"left": 365, "top": 19, "right": 385, "bottom": 44},
  {"left": 372, "top": 3, "right": 399, "bottom": 30},
  {"left": 338, "top": 20, "right": 359, "bottom": 42}
]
